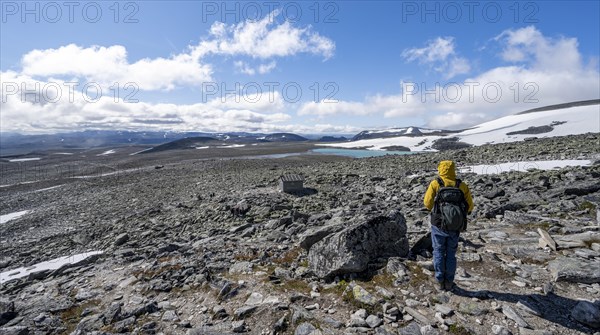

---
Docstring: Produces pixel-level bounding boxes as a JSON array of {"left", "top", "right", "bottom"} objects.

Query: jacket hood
[{"left": 437, "top": 160, "right": 456, "bottom": 180}]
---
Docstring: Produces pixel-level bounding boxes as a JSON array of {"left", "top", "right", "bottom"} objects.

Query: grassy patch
[
  {"left": 272, "top": 279, "right": 311, "bottom": 294},
  {"left": 449, "top": 324, "right": 471, "bottom": 335},
  {"left": 579, "top": 200, "right": 597, "bottom": 212},
  {"left": 273, "top": 247, "right": 302, "bottom": 265},
  {"left": 132, "top": 264, "right": 183, "bottom": 279},
  {"left": 321, "top": 280, "right": 349, "bottom": 296},
  {"left": 59, "top": 299, "right": 101, "bottom": 334},
  {"left": 579, "top": 201, "right": 598, "bottom": 219},
  {"left": 233, "top": 251, "right": 257, "bottom": 261},
  {"left": 370, "top": 272, "right": 395, "bottom": 288},
  {"left": 406, "top": 263, "right": 430, "bottom": 287}
]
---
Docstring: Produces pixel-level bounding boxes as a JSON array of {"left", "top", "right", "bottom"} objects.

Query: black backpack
[{"left": 434, "top": 177, "right": 468, "bottom": 232}]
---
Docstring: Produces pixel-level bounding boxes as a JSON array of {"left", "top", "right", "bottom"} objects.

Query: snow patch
[
  {"left": 0, "top": 251, "right": 103, "bottom": 284},
  {"left": 222, "top": 144, "right": 245, "bottom": 148},
  {"left": 196, "top": 146, "right": 209, "bottom": 149},
  {"left": 97, "top": 149, "right": 116, "bottom": 156},
  {"left": 8, "top": 158, "right": 41, "bottom": 162},
  {"left": 33, "top": 185, "right": 64, "bottom": 193},
  {"left": 460, "top": 160, "right": 592, "bottom": 175},
  {"left": 0, "top": 210, "right": 30, "bottom": 224},
  {"left": 0, "top": 181, "right": 39, "bottom": 188}
]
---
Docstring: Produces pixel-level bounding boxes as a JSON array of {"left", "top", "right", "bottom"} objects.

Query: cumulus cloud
[
  {"left": 298, "top": 92, "right": 429, "bottom": 119},
  {"left": 1, "top": 10, "right": 336, "bottom": 133},
  {"left": 197, "top": 11, "right": 335, "bottom": 60},
  {"left": 495, "top": 25, "right": 582, "bottom": 72},
  {"left": 302, "top": 27, "right": 599, "bottom": 130},
  {"left": 402, "top": 37, "right": 471, "bottom": 79},
  {"left": 20, "top": 44, "right": 212, "bottom": 91},
  {"left": 14, "top": 10, "right": 334, "bottom": 92},
  {"left": 0, "top": 71, "right": 292, "bottom": 133}
]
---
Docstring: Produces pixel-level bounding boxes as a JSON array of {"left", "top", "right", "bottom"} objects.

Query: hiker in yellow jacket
[{"left": 424, "top": 160, "right": 474, "bottom": 291}]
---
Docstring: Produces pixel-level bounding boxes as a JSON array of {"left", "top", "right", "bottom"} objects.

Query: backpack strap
[
  {"left": 456, "top": 178, "right": 461, "bottom": 188},
  {"left": 436, "top": 177, "right": 444, "bottom": 187}
]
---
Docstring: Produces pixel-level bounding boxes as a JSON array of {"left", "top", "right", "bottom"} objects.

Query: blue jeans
[{"left": 431, "top": 225, "right": 460, "bottom": 283}]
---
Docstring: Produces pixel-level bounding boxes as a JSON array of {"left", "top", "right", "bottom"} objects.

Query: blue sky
[{"left": 1, "top": 1, "right": 599, "bottom": 134}]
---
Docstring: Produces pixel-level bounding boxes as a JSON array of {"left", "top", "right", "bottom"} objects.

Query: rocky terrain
[{"left": 1, "top": 133, "right": 599, "bottom": 335}]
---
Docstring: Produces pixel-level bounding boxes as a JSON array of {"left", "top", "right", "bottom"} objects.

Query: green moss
[
  {"left": 449, "top": 324, "right": 471, "bottom": 335},
  {"left": 60, "top": 300, "right": 101, "bottom": 334},
  {"left": 321, "top": 279, "right": 349, "bottom": 297},
  {"left": 370, "top": 273, "right": 395, "bottom": 288},
  {"left": 406, "top": 263, "right": 430, "bottom": 287},
  {"left": 579, "top": 200, "right": 597, "bottom": 212},
  {"left": 579, "top": 201, "right": 598, "bottom": 219}
]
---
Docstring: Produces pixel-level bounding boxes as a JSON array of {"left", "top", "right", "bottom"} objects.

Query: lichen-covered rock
[
  {"left": 548, "top": 257, "right": 600, "bottom": 284},
  {"left": 352, "top": 285, "right": 379, "bottom": 306},
  {"left": 308, "top": 210, "right": 408, "bottom": 278}
]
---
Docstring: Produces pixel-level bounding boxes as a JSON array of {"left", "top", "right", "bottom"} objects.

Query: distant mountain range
[
  {"left": 0, "top": 131, "right": 314, "bottom": 156},
  {"left": 1, "top": 100, "right": 598, "bottom": 156}
]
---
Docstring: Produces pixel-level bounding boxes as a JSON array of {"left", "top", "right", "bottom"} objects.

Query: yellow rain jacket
[{"left": 424, "top": 160, "right": 474, "bottom": 213}]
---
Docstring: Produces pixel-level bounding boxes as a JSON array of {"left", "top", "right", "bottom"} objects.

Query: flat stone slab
[{"left": 548, "top": 257, "right": 600, "bottom": 284}]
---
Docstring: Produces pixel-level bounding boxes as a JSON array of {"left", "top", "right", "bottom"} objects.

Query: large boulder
[
  {"left": 298, "top": 218, "right": 345, "bottom": 250},
  {"left": 308, "top": 210, "right": 408, "bottom": 278}
]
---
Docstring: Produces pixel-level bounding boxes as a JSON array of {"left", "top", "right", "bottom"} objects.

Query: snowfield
[
  {"left": 320, "top": 105, "right": 599, "bottom": 151},
  {"left": 459, "top": 160, "right": 593, "bottom": 175}
]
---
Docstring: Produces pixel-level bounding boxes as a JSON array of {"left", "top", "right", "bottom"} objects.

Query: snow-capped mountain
[
  {"left": 320, "top": 100, "right": 600, "bottom": 152},
  {"left": 351, "top": 126, "right": 455, "bottom": 141}
]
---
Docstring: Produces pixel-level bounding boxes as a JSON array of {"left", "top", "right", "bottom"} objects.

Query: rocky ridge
[{"left": 0, "top": 133, "right": 599, "bottom": 335}]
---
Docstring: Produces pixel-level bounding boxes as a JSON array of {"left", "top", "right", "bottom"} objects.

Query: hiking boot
[
  {"left": 444, "top": 281, "right": 456, "bottom": 291},
  {"left": 437, "top": 280, "right": 445, "bottom": 291}
]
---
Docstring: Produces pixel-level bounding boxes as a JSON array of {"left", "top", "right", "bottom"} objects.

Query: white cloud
[
  {"left": 234, "top": 60, "right": 277, "bottom": 75},
  {"left": 495, "top": 25, "right": 582, "bottom": 72},
  {"left": 198, "top": 10, "right": 335, "bottom": 60},
  {"left": 13, "top": 10, "right": 334, "bottom": 93},
  {"left": 297, "top": 88, "right": 429, "bottom": 119},
  {"left": 1, "top": 11, "right": 337, "bottom": 133},
  {"left": 301, "top": 27, "right": 599, "bottom": 130},
  {"left": 258, "top": 61, "right": 277, "bottom": 74},
  {"left": 402, "top": 37, "right": 471, "bottom": 79},
  {"left": 0, "top": 71, "right": 293, "bottom": 133},
  {"left": 312, "top": 124, "right": 361, "bottom": 133},
  {"left": 403, "top": 37, "right": 456, "bottom": 63},
  {"left": 21, "top": 44, "right": 212, "bottom": 91},
  {"left": 427, "top": 112, "right": 489, "bottom": 129}
]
